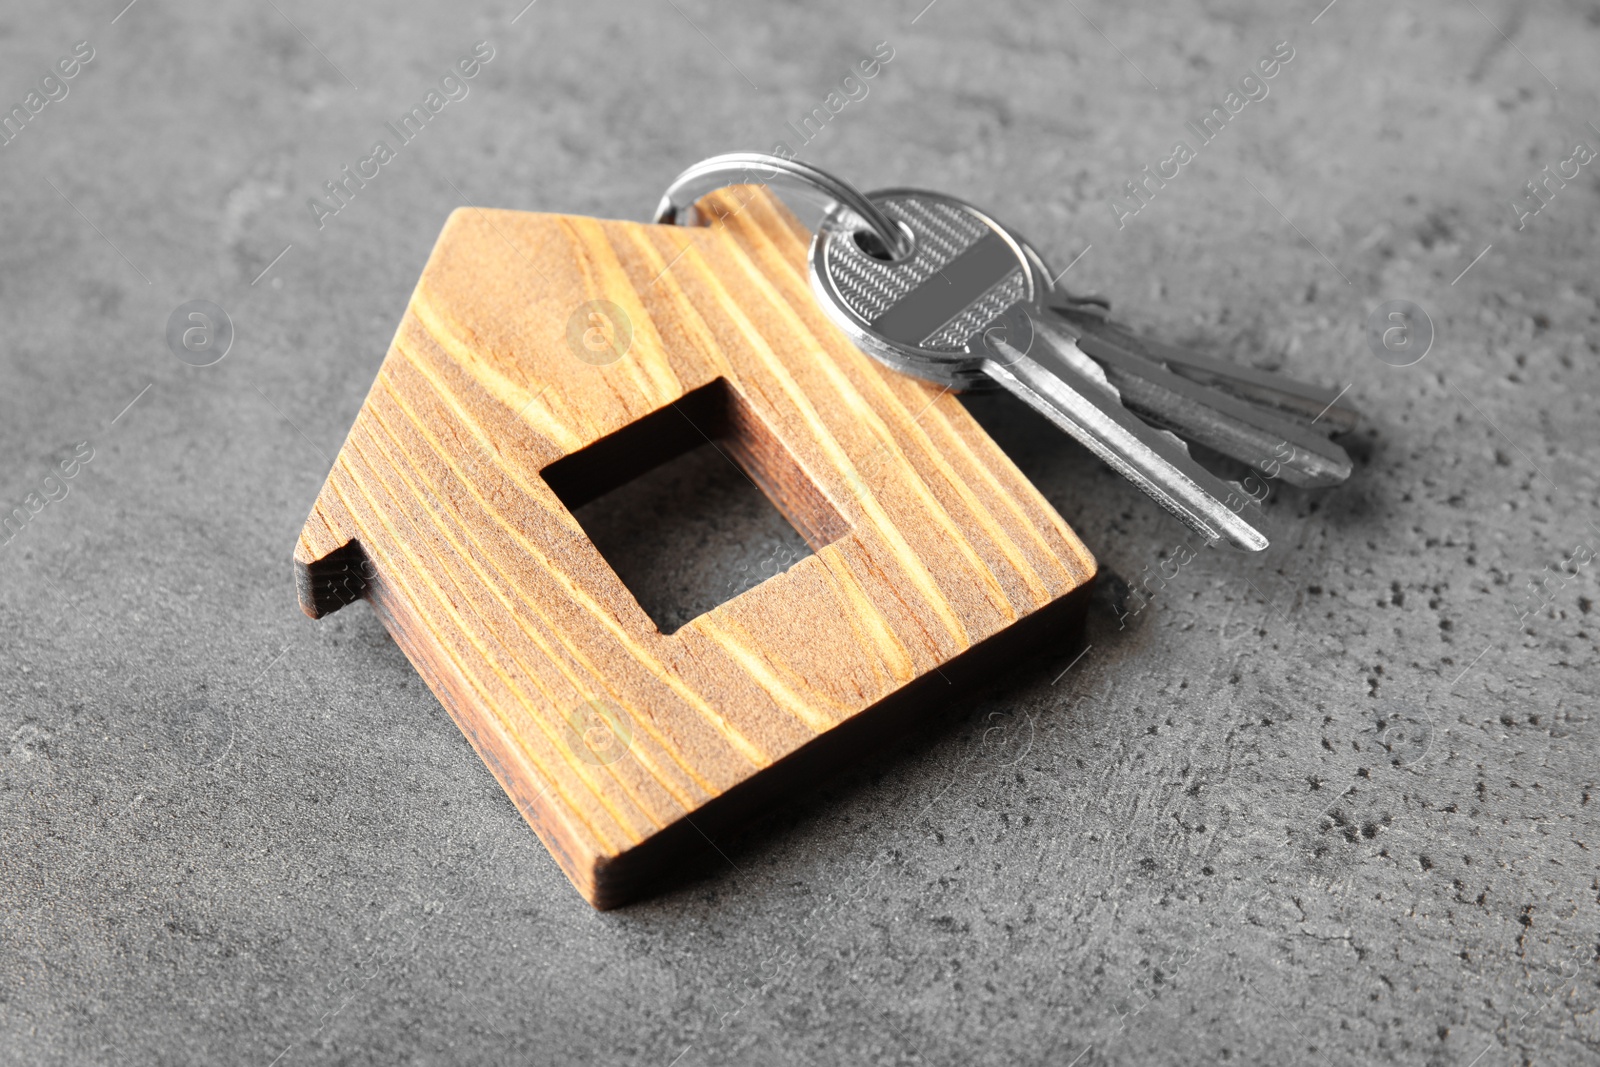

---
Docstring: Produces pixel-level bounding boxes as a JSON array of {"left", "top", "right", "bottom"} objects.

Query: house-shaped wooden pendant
[{"left": 294, "top": 187, "right": 1096, "bottom": 908}]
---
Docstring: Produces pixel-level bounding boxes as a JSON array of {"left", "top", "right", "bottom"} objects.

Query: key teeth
[
  {"left": 1051, "top": 295, "right": 1113, "bottom": 318},
  {"left": 1028, "top": 321, "right": 1121, "bottom": 400},
  {"left": 1155, "top": 428, "right": 1191, "bottom": 455}
]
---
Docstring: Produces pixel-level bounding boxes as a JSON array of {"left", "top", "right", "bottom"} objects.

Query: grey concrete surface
[{"left": 2, "top": 1, "right": 1598, "bottom": 1063}]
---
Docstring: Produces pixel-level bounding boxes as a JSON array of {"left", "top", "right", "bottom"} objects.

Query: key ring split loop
[{"left": 653, "top": 152, "right": 913, "bottom": 262}]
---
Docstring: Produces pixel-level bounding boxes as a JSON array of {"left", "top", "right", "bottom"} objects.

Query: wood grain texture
[{"left": 294, "top": 187, "right": 1097, "bottom": 908}]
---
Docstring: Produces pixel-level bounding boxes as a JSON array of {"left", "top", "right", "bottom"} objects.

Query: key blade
[
  {"left": 1057, "top": 320, "right": 1355, "bottom": 488},
  {"left": 982, "top": 329, "right": 1269, "bottom": 552},
  {"left": 1051, "top": 307, "right": 1362, "bottom": 435}
]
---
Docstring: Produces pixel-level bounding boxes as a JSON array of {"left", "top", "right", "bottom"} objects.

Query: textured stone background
[{"left": 2, "top": 0, "right": 1597, "bottom": 1064}]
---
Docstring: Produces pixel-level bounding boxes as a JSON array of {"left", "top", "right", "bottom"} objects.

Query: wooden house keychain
[{"left": 295, "top": 153, "right": 1358, "bottom": 908}]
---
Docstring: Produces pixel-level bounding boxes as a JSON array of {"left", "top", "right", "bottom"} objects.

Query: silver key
[{"left": 807, "top": 189, "right": 1270, "bottom": 552}]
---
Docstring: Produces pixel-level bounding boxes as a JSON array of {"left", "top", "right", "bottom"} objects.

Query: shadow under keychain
[{"left": 294, "top": 153, "right": 1358, "bottom": 908}]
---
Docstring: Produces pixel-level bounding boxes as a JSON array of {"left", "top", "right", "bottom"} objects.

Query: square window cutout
[{"left": 540, "top": 379, "right": 849, "bottom": 635}]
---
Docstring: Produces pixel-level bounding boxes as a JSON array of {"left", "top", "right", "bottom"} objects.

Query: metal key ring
[{"left": 653, "top": 152, "right": 914, "bottom": 262}]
